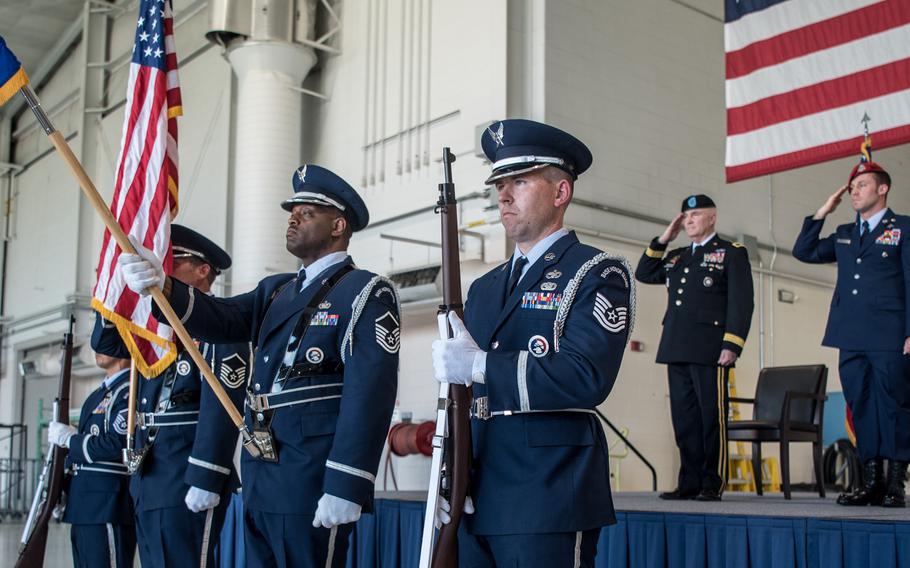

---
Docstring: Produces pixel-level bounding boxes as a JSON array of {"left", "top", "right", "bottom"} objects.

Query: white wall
[{"left": 2, "top": 0, "right": 908, "bottom": 495}]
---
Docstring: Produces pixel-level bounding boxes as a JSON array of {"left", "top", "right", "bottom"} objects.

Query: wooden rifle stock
[
  {"left": 430, "top": 148, "right": 472, "bottom": 567},
  {"left": 16, "top": 316, "right": 74, "bottom": 568}
]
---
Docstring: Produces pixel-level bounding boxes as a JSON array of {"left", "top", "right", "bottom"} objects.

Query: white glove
[
  {"left": 117, "top": 235, "right": 165, "bottom": 296},
  {"left": 185, "top": 486, "right": 221, "bottom": 513},
  {"left": 48, "top": 422, "right": 77, "bottom": 448},
  {"left": 312, "top": 493, "right": 362, "bottom": 529},
  {"left": 432, "top": 312, "right": 486, "bottom": 386},
  {"left": 434, "top": 495, "right": 475, "bottom": 528},
  {"left": 52, "top": 492, "right": 67, "bottom": 520}
]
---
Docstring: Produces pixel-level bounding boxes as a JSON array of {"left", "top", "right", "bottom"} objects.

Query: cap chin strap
[{"left": 285, "top": 191, "right": 347, "bottom": 211}]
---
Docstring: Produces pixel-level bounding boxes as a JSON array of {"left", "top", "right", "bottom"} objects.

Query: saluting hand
[
  {"left": 658, "top": 213, "right": 685, "bottom": 245},
  {"left": 813, "top": 184, "right": 851, "bottom": 220},
  {"left": 903, "top": 337, "right": 910, "bottom": 355}
]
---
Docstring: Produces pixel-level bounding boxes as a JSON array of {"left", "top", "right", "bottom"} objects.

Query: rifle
[
  {"left": 419, "top": 148, "right": 472, "bottom": 568},
  {"left": 16, "top": 316, "right": 75, "bottom": 568}
]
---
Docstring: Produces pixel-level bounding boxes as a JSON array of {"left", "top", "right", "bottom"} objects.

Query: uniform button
[
  {"left": 675, "top": 300, "right": 682, "bottom": 306},
  {"left": 256, "top": 412, "right": 265, "bottom": 422},
  {"left": 677, "top": 289, "right": 683, "bottom": 294},
  {"left": 684, "top": 268, "right": 690, "bottom": 274},
  {"left": 263, "top": 355, "right": 269, "bottom": 363},
  {"left": 856, "top": 258, "right": 862, "bottom": 264},
  {"left": 714, "top": 321, "right": 719, "bottom": 325},
  {"left": 854, "top": 274, "right": 860, "bottom": 280},
  {"left": 852, "top": 289, "right": 858, "bottom": 295},
  {"left": 141, "top": 398, "right": 147, "bottom": 404},
  {"left": 254, "top": 383, "right": 260, "bottom": 391},
  {"left": 680, "top": 278, "right": 686, "bottom": 283},
  {"left": 491, "top": 341, "right": 500, "bottom": 350}
]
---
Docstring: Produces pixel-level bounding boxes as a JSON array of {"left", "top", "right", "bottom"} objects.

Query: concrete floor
[{"left": 0, "top": 520, "right": 74, "bottom": 567}]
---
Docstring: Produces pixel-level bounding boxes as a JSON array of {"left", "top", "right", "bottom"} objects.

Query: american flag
[
  {"left": 91, "top": 0, "right": 182, "bottom": 377},
  {"left": 724, "top": 0, "right": 910, "bottom": 182}
]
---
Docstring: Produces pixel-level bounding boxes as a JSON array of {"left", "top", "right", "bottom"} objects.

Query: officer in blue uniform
[
  {"left": 48, "top": 316, "right": 136, "bottom": 567},
  {"left": 98, "top": 224, "right": 250, "bottom": 566},
  {"left": 433, "top": 119, "right": 634, "bottom": 567},
  {"left": 119, "top": 166, "right": 400, "bottom": 567},
  {"left": 794, "top": 160, "right": 909, "bottom": 508},
  {"left": 635, "top": 195, "right": 754, "bottom": 501}
]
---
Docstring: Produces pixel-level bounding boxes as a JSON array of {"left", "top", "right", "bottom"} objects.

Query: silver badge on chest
[
  {"left": 540, "top": 282, "right": 558, "bottom": 291},
  {"left": 545, "top": 270, "right": 562, "bottom": 279}
]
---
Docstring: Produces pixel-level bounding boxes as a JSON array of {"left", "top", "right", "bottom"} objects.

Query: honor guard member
[
  {"left": 635, "top": 195, "right": 754, "bottom": 501},
  {"left": 432, "top": 119, "right": 634, "bottom": 567},
  {"left": 119, "top": 165, "right": 400, "bottom": 567},
  {"left": 794, "top": 160, "right": 910, "bottom": 507},
  {"left": 47, "top": 315, "right": 136, "bottom": 567},
  {"left": 98, "top": 225, "right": 249, "bottom": 567}
]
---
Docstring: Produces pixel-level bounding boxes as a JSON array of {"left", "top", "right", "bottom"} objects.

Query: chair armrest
[
  {"left": 729, "top": 397, "right": 755, "bottom": 404},
  {"left": 781, "top": 390, "right": 827, "bottom": 429}
]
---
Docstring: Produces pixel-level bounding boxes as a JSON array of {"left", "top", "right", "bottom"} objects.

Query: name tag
[{"left": 836, "top": 238, "right": 851, "bottom": 245}]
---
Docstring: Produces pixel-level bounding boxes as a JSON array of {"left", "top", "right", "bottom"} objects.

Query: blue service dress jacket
[
  {"left": 62, "top": 369, "right": 134, "bottom": 525},
  {"left": 91, "top": 321, "right": 249, "bottom": 511},
  {"left": 793, "top": 209, "right": 910, "bottom": 351},
  {"left": 154, "top": 257, "right": 400, "bottom": 515},
  {"left": 129, "top": 342, "right": 249, "bottom": 512},
  {"left": 463, "top": 232, "right": 634, "bottom": 535}
]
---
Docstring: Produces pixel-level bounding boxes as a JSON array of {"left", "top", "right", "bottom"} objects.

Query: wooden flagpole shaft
[
  {"left": 127, "top": 360, "right": 138, "bottom": 436},
  {"left": 44, "top": 130, "right": 244, "bottom": 427},
  {"left": 17, "top": 84, "right": 246, "bottom": 430}
]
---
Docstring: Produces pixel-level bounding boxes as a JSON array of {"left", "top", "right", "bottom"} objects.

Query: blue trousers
[
  {"left": 243, "top": 508, "right": 353, "bottom": 568},
  {"left": 135, "top": 499, "right": 230, "bottom": 568},
  {"left": 459, "top": 527, "right": 601, "bottom": 567},
  {"left": 839, "top": 350, "right": 910, "bottom": 462},
  {"left": 70, "top": 523, "right": 136, "bottom": 568}
]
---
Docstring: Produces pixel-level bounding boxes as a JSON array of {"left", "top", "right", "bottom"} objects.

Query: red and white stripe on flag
[
  {"left": 91, "top": 0, "right": 182, "bottom": 377},
  {"left": 725, "top": 0, "right": 910, "bottom": 182}
]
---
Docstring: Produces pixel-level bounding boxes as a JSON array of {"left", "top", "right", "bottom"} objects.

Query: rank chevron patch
[
  {"left": 375, "top": 311, "right": 400, "bottom": 354},
  {"left": 219, "top": 353, "right": 247, "bottom": 388},
  {"left": 593, "top": 292, "right": 627, "bottom": 334}
]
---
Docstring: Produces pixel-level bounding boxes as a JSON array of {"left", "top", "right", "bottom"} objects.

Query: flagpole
[
  {"left": 18, "top": 84, "right": 274, "bottom": 460},
  {"left": 123, "top": 359, "right": 146, "bottom": 472}
]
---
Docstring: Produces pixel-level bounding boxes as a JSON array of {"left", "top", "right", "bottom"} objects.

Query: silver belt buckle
[
  {"left": 137, "top": 412, "right": 150, "bottom": 428},
  {"left": 472, "top": 396, "right": 490, "bottom": 420},
  {"left": 247, "top": 393, "right": 268, "bottom": 412}
]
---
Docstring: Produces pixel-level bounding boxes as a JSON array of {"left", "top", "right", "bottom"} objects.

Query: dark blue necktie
[
  {"left": 507, "top": 256, "right": 528, "bottom": 295},
  {"left": 860, "top": 220, "right": 870, "bottom": 244}
]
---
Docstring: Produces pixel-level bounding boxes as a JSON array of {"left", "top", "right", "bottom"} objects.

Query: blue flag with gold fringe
[{"left": 0, "top": 35, "right": 28, "bottom": 107}]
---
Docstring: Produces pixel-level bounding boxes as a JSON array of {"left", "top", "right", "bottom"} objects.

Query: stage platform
[{"left": 218, "top": 491, "right": 910, "bottom": 567}]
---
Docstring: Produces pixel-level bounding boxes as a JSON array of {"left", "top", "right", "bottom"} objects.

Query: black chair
[{"left": 726, "top": 364, "right": 828, "bottom": 499}]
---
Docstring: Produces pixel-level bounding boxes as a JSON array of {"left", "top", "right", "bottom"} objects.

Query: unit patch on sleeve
[
  {"left": 219, "top": 353, "right": 247, "bottom": 388},
  {"left": 593, "top": 292, "right": 628, "bottom": 334},
  {"left": 375, "top": 311, "right": 401, "bottom": 354},
  {"left": 600, "top": 266, "right": 630, "bottom": 288}
]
